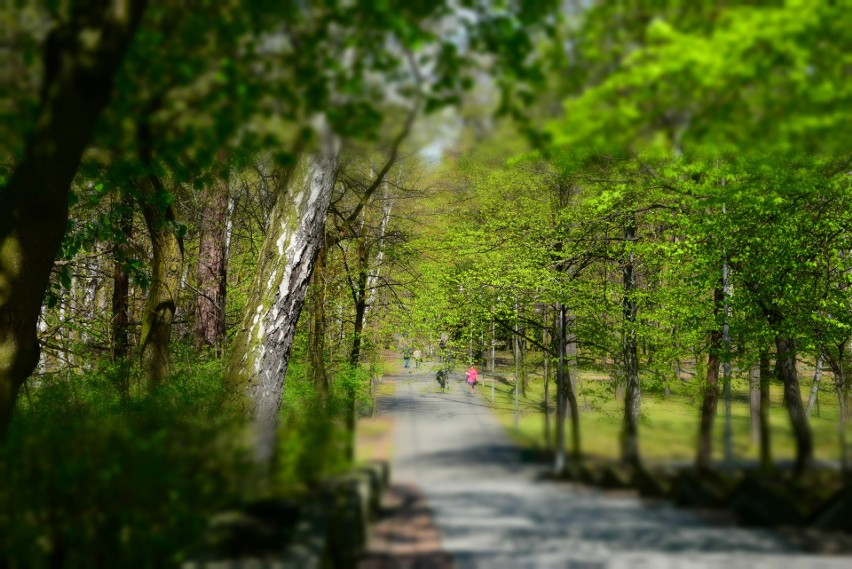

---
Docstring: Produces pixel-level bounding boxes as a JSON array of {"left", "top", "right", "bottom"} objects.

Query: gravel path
[{"left": 375, "top": 366, "right": 852, "bottom": 569}]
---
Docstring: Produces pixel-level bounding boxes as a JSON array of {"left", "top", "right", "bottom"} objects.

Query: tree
[{"left": 0, "top": 0, "right": 148, "bottom": 435}]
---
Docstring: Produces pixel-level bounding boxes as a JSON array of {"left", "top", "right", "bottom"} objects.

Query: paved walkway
[{"left": 364, "top": 366, "right": 852, "bottom": 569}]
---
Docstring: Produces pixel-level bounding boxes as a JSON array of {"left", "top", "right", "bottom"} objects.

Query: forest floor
[{"left": 358, "top": 361, "right": 852, "bottom": 568}]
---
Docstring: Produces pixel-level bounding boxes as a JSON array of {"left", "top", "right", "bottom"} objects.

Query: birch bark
[{"left": 225, "top": 124, "right": 340, "bottom": 465}]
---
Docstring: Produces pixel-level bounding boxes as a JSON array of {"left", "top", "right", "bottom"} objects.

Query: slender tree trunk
[
  {"left": 696, "top": 284, "right": 723, "bottom": 471},
  {"left": 826, "top": 346, "right": 849, "bottom": 476},
  {"left": 309, "top": 246, "right": 329, "bottom": 400},
  {"left": 349, "top": 237, "right": 369, "bottom": 367},
  {"left": 621, "top": 218, "right": 641, "bottom": 468},
  {"left": 774, "top": 330, "right": 813, "bottom": 477},
  {"left": 137, "top": 174, "right": 184, "bottom": 388},
  {"left": 749, "top": 362, "right": 761, "bottom": 446},
  {"left": 805, "top": 353, "right": 824, "bottom": 417},
  {"left": 225, "top": 123, "right": 340, "bottom": 466},
  {"left": 0, "top": 1, "right": 147, "bottom": 435},
  {"left": 345, "top": 237, "right": 370, "bottom": 461},
  {"left": 519, "top": 319, "right": 527, "bottom": 397},
  {"left": 111, "top": 192, "right": 133, "bottom": 361},
  {"left": 364, "top": 181, "right": 393, "bottom": 327},
  {"left": 554, "top": 304, "right": 566, "bottom": 472},
  {"left": 759, "top": 348, "right": 773, "bottom": 473},
  {"left": 543, "top": 306, "right": 551, "bottom": 451},
  {"left": 835, "top": 357, "right": 848, "bottom": 476},
  {"left": 195, "top": 166, "right": 230, "bottom": 357}
]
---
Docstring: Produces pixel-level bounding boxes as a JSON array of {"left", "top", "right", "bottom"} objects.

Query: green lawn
[{"left": 481, "top": 359, "right": 848, "bottom": 466}]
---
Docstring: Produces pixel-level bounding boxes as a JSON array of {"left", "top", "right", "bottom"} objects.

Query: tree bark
[
  {"left": 309, "top": 246, "right": 329, "bottom": 400},
  {"left": 749, "top": 362, "right": 761, "bottom": 446},
  {"left": 543, "top": 305, "right": 551, "bottom": 451},
  {"left": 556, "top": 302, "right": 581, "bottom": 470},
  {"left": 696, "top": 284, "right": 723, "bottom": 471},
  {"left": 225, "top": 123, "right": 340, "bottom": 466},
  {"left": 345, "top": 235, "right": 370, "bottom": 461},
  {"left": 348, "top": 237, "right": 369, "bottom": 367},
  {"left": 111, "top": 192, "right": 134, "bottom": 361},
  {"left": 774, "top": 331, "right": 813, "bottom": 478},
  {"left": 0, "top": 0, "right": 147, "bottom": 435},
  {"left": 759, "top": 348, "right": 773, "bottom": 473},
  {"left": 620, "top": 217, "right": 641, "bottom": 468},
  {"left": 833, "top": 354, "right": 848, "bottom": 476},
  {"left": 195, "top": 166, "right": 230, "bottom": 357},
  {"left": 137, "top": 173, "right": 184, "bottom": 388},
  {"left": 805, "top": 353, "right": 824, "bottom": 417},
  {"left": 554, "top": 304, "right": 566, "bottom": 472}
]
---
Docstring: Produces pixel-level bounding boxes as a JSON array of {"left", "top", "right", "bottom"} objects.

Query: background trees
[{"left": 1, "top": 0, "right": 849, "bottom": 563}]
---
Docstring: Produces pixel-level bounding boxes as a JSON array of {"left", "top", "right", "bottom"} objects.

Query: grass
[
  {"left": 482, "top": 354, "right": 850, "bottom": 466},
  {"left": 356, "top": 416, "right": 394, "bottom": 462}
]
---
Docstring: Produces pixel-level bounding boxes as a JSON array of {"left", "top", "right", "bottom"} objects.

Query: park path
[{"left": 362, "top": 365, "right": 852, "bottom": 569}]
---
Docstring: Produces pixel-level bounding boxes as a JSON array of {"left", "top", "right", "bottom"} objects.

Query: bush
[{"left": 0, "top": 357, "right": 253, "bottom": 567}]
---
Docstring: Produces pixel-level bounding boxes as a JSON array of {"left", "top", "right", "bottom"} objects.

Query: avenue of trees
[{"left": 0, "top": 0, "right": 849, "bottom": 564}]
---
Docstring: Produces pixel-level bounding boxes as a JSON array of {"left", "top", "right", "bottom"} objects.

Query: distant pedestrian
[
  {"left": 435, "top": 368, "right": 447, "bottom": 392},
  {"left": 413, "top": 349, "right": 422, "bottom": 369},
  {"left": 403, "top": 347, "right": 412, "bottom": 368},
  {"left": 466, "top": 365, "right": 479, "bottom": 394}
]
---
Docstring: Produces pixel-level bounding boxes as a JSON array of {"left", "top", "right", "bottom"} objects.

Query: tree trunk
[
  {"left": 696, "top": 285, "right": 723, "bottom": 471},
  {"left": 137, "top": 174, "right": 184, "bottom": 388},
  {"left": 825, "top": 345, "right": 849, "bottom": 476},
  {"left": 554, "top": 304, "right": 566, "bottom": 472},
  {"left": 620, "top": 218, "right": 641, "bottom": 468},
  {"left": 749, "top": 362, "right": 761, "bottom": 446},
  {"left": 774, "top": 331, "right": 813, "bottom": 478},
  {"left": 543, "top": 306, "right": 551, "bottom": 451},
  {"left": 0, "top": 0, "right": 147, "bottom": 435},
  {"left": 195, "top": 166, "right": 230, "bottom": 357},
  {"left": 111, "top": 192, "right": 134, "bottom": 361},
  {"left": 834, "top": 355, "right": 848, "bottom": 476},
  {"left": 309, "top": 246, "right": 329, "bottom": 400},
  {"left": 805, "top": 353, "right": 824, "bottom": 417},
  {"left": 349, "top": 237, "right": 369, "bottom": 367},
  {"left": 759, "top": 348, "right": 773, "bottom": 473},
  {"left": 345, "top": 237, "right": 370, "bottom": 461},
  {"left": 225, "top": 123, "right": 340, "bottom": 466}
]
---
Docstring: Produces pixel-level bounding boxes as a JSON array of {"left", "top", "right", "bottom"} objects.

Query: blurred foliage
[{"left": 0, "top": 352, "right": 253, "bottom": 567}]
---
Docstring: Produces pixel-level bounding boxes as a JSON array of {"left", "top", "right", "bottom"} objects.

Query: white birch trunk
[
  {"left": 225, "top": 122, "right": 340, "bottom": 465},
  {"left": 806, "top": 353, "right": 824, "bottom": 417},
  {"left": 364, "top": 181, "right": 394, "bottom": 326}
]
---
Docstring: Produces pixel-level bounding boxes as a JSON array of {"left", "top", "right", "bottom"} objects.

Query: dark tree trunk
[
  {"left": 309, "top": 246, "right": 329, "bottom": 400},
  {"left": 111, "top": 192, "right": 134, "bottom": 361},
  {"left": 195, "top": 166, "right": 230, "bottom": 357},
  {"left": 759, "top": 348, "right": 773, "bottom": 473},
  {"left": 774, "top": 331, "right": 813, "bottom": 478},
  {"left": 345, "top": 236, "right": 370, "bottom": 461},
  {"left": 543, "top": 306, "right": 552, "bottom": 451},
  {"left": 556, "top": 303, "right": 581, "bottom": 470},
  {"left": 0, "top": 0, "right": 147, "bottom": 435},
  {"left": 349, "top": 237, "right": 369, "bottom": 367},
  {"left": 749, "top": 362, "right": 761, "bottom": 446},
  {"left": 620, "top": 218, "right": 641, "bottom": 468},
  {"left": 696, "top": 284, "right": 724, "bottom": 471},
  {"left": 225, "top": 124, "right": 340, "bottom": 466},
  {"left": 554, "top": 305, "right": 566, "bottom": 472}
]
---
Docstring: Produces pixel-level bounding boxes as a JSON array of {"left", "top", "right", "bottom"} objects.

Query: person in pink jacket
[{"left": 466, "top": 365, "right": 479, "bottom": 394}]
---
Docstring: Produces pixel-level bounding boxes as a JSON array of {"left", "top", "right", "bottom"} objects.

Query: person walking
[
  {"left": 403, "top": 347, "right": 412, "bottom": 368},
  {"left": 413, "top": 348, "right": 422, "bottom": 369},
  {"left": 466, "top": 364, "right": 479, "bottom": 394}
]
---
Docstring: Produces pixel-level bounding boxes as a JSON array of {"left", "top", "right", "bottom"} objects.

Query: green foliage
[
  {"left": 552, "top": 0, "right": 851, "bottom": 155},
  {"left": 0, "top": 356, "right": 252, "bottom": 567}
]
